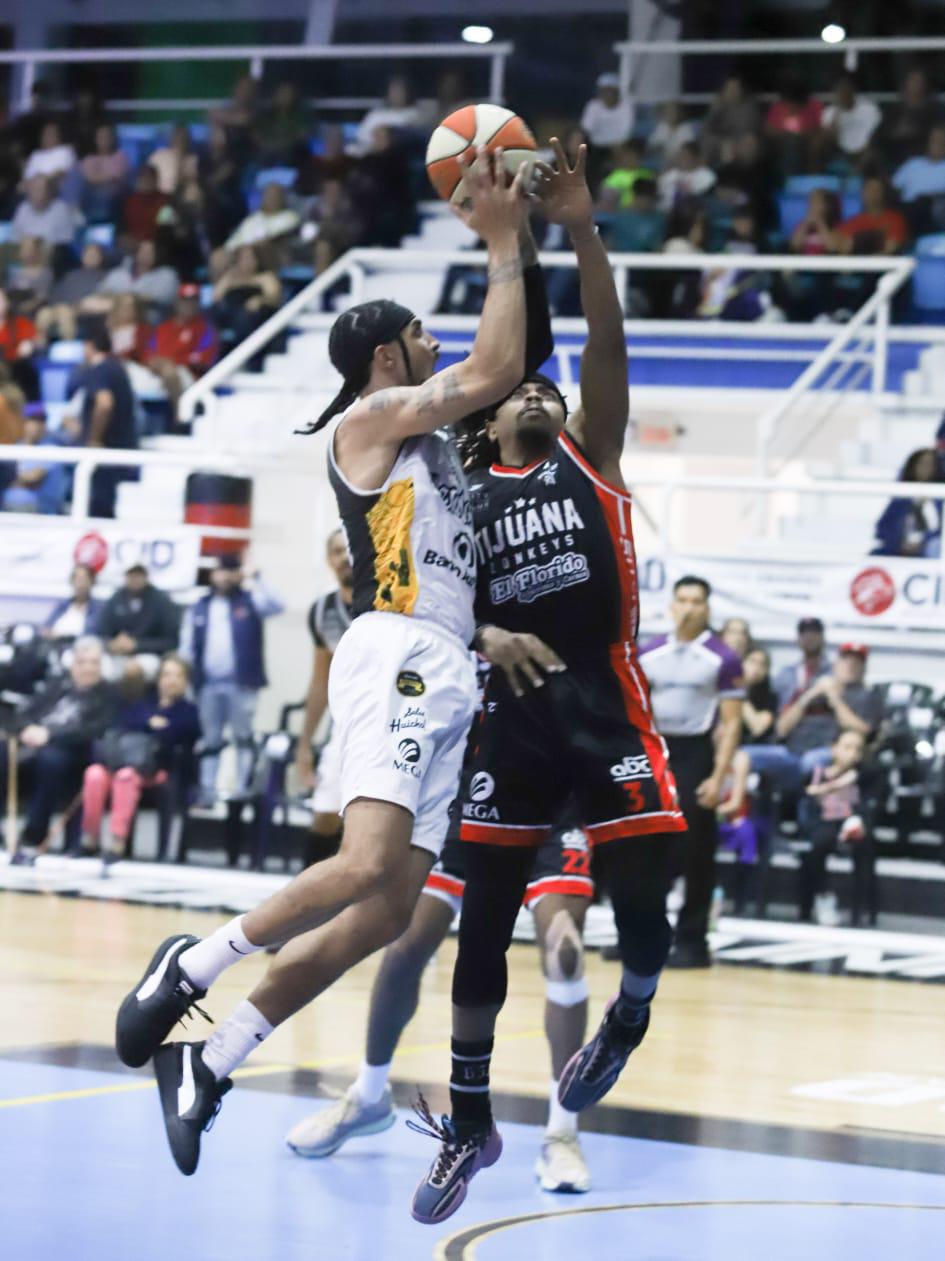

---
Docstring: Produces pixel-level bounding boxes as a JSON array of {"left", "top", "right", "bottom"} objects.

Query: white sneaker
[
  {"left": 535, "top": 1131, "right": 591, "bottom": 1193},
  {"left": 285, "top": 1084, "right": 396, "bottom": 1158}
]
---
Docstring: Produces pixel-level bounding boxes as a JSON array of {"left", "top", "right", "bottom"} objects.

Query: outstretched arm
[{"left": 533, "top": 138, "right": 628, "bottom": 483}]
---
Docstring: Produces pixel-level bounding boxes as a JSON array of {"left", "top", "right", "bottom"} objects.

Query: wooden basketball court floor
[{"left": 2, "top": 884, "right": 944, "bottom": 1260}]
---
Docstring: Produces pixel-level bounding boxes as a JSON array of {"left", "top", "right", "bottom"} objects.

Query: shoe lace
[
  {"left": 406, "top": 1093, "right": 468, "bottom": 1186},
  {"left": 202, "top": 1079, "right": 232, "bottom": 1134},
  {"left": 175, "top": 984, "right": 213, "bottom": 1031}
]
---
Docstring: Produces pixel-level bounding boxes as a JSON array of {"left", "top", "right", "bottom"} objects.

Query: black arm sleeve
[{"left": 522, "top": 262, "right": 553, "bottom": 377}]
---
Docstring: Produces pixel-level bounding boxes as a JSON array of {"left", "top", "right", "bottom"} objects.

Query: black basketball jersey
[
  {"left": 470, "top": 430, "right": 640, "bottom": 661},
  {"left": 307, "top": 589, "right": 352, "bottom": 654}
]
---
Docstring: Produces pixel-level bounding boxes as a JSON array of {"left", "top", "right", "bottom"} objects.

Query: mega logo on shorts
[
  {"left": 463, "top": 770, "right": 499, "bottom": 821},
  {"left": 609, "top": 753, "right": 653, "bottom": 783},
  {"left": 393, "top": 737, "right": 423, "bottom": 778},
  {"left": 396, "top": 670, "right": 425, "bottom": 697}
]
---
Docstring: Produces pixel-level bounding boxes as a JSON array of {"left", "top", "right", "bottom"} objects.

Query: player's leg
[
  {"left": 153, "top": 839, "right": 435, "bottom": 1175},
  {"left": 559, "top": 834, "right": 674, "bottom": 1112},
  {"left": 531, "top": 890, "right": 591, "bottom": 1193},
  {"left": 285, "top": 887, "right": 456, "bottom": 1157}
]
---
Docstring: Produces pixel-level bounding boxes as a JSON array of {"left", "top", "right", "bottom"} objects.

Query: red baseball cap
[{"left": 839, "top": 642, "right": 869, "bottom": 659}]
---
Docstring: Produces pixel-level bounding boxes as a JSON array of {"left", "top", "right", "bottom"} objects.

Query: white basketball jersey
[{"left": 328, "top": 422, "right": 476, "bottom": 645}]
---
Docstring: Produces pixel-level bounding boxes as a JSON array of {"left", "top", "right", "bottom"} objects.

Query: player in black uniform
[{"left": 412, "top": 140, "right": 687, "bottom": 1224}]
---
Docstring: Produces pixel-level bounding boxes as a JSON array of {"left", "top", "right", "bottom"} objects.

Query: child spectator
[{"left": 797, "top": 729, "right": 877, "bottom": 926}]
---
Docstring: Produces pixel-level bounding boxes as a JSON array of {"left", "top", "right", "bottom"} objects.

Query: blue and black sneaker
[
  {"left": 409, "top": 1095, "right": 502, "bottom": 1225},
  {"left": 558, "top": 997, "right": 650, "bottom": 1113}
]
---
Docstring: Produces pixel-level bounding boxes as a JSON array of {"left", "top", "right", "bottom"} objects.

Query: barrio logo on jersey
[
  {"left": 474, "top": 497, "right": 585, "bottom": 564},
  {"left": 610, "top": 753, "right": 653, "bottom": 783},
  {"left": 490, "top": 551, "right": 589, "bottom": 605}
]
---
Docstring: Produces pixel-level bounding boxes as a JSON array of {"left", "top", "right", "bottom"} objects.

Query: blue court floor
[{"left": 2, "top": 1058, "right": 944, "bottom": 1261}]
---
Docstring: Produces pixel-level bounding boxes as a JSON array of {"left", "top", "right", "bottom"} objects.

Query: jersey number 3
[{"left": 621, "top": 782, "right": 645, "bottom": 812}]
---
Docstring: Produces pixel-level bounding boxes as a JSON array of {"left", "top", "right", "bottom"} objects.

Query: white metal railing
[
  {"left": 1, "top": 42, "right": 513, "bottom": 113},
  {"left": 616, "top": 36, "right": 945, "bottom": 100},
  {"left": 180, "top": 245, "right": 916, "bottom": 464}
]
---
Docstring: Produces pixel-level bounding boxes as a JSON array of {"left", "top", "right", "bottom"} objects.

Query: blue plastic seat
[{"left": 912, "top": 234, "right": 945, "bottom": 311}]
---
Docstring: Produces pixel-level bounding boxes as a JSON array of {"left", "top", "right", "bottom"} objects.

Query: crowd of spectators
[{"left": 0, "top": 553, "right": 283, "bottom": 867}]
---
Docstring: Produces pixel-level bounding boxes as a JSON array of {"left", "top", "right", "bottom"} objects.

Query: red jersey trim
[
  {"left": 523, "top": 876, "right": 594, "bottom": 906},
  {"left": 558, "top": 431, "right": 632, "bottom": 501},
  {"left": 490, "top": 457, "right": 547, "bottom": 478},
  {"left": 460, "top": 821, "right": 551, "bottom": 846},
  {"left": 586, "top": 811, "right": 687, "bottom": 845}
]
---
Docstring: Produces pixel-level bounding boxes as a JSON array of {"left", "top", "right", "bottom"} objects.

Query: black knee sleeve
[
  {"left": 600, "top": 835, "right": 675, "bottom": 976},
  {"left": 451, "top": 844, "right": 535, "bottom": 1010},
  {"left": 611, "top": 902, "right": 673, "bottom": 976}
]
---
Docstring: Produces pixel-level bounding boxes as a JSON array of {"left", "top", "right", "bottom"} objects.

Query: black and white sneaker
[
  {"left": 154, "top": 1041, "right": 231, "bottom": 1176},
  {"left": 115, "top": 935, "right": 211, "bottom": 1068}
]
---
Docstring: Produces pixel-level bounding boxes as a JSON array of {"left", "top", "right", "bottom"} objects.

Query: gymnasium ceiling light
[
  {"left": 821, "top": 23, "right": 847, "bottom": 44},
  {"left": 462, "top": 25, "right": 495, "bottom": 45}
]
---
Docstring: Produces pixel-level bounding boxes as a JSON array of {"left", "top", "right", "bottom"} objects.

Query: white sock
[
  {"left": 179, "top": 916, "right": 263, "bottom": 989},
  {"left": 200, "top": 1000, "right": 274, "bottom": 1080},
  {"left": 353, "top": 1059, "right": 392, "bottom": 1105},
  {"left": 547, "top": 1079, "right": 578, "bottom": 1136}
]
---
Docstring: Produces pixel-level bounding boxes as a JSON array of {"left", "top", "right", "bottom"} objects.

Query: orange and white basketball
[{"left": 425, "top": 103, "right": 537, "bottom": 205}]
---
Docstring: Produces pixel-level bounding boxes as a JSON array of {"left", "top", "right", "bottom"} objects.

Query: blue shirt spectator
[
  {"left": 872, "top": 447, "right": 943, "bottom": 558},
  {"left": 892, "top": 125, "right": 945, "bottom": 201},
  {"left": 43, "top": 563, "right": 104, "bottom": 641}
]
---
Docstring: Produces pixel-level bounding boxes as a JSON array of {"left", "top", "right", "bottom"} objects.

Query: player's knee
[
  {"left": 339, "top": 847, "right": 393, "bottom": 901},
  {"left": 542, "top": 909, "right": 584, "bottom": 982}
]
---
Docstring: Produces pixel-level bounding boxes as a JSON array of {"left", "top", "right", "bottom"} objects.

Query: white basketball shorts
[
  {"left": 310, "top": 724, "right": 343, "bottom": 816},
  {"left": 327, "top": 611, "right": 478, "bottom": 857}
]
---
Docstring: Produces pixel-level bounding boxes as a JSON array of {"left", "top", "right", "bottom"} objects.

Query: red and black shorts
[
  {"left": 458, "top": 642, "right": 686, "bottom": 850},
  {"left": 423, "top": 799, "right": 594, "bottom": 915}
]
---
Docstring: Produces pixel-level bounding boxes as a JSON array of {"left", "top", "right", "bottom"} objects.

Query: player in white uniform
[{"left": 113, "top": 149, "right": 541, "bottom": 1177}]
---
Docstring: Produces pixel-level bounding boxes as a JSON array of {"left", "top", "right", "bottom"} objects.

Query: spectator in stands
[
  {"left": 68, "top": 86, "right": 105, "bottom": 160},
  {"left": 776, "top": 644, "right": 882, "bottom": 760},
  {"left": 648, "top": 101, "right": 698, "bottom": 167},
  {"left": 100, "top": 239, "right": 179, "bottom": 322},
  {"left": 5, "top": 237, "right": 53, "bottom": 319},
  {"left": 211, "top": 244, "right": 282, "bottom": 347},
  {"left": 822, "top": 74, "right": 882, "bottom": 166},
  {"left": 224, "top": 180, "right": 300, "bottom": 254},
  {"left": 714, "top": 130, "right": 777, "bottom": 231},
  {"left": 883, "top": 67, "right": 945, "bottom": 160},
  {"left": 354, "top": 75, "right": 423, "bottom": 155},
  {"left": 3, "top": 636, "right": 114, "bottom": 865},
  {"left": 605, "top": 176, "right": 665, "bottom": 257},
  {"left": 121, "top": 164, "right": 169, "bottom": 247},
  {"left": 296, "top": 124, "right": 355, "bottom": 196},
  {"left": 892, "top": 125, "right": 945, "bottom": 235},
  {"left": 638, "top": 575, "right": 744, "bottom": 968},
  {"left": 791, "top": 188, "right": 841, "bottom": 256},
  {"left": 197, "top": 123, "right": 245, "bottom": 248},
  {"left": 597, "top": 140, "right": 653, "bottom": 211},
  {"left": 0, "top": 404, "right": 68, "bottom": 514},
  {"left": 308, "top": 178, "right": 363, "bottom": 274},
  {"left": 99, "top": 563, "right": 181, "bottom": 669},
  {"left": 10, "top": 80, "right": 56, "bottom": 157},
  {"left": 212, "top": 74, "right": 259, "bottom": 164},
  {"left": 255, "top": 82, "right": 311, "bottom": 167},
  {"left": 37, "top": 241, "right": 108, "bottom": 340},
  {"left": 76, "top": 327, "right": 139, "bottom": 518},
  {"left": 871, "top": 447, "right": 943, "bottom": 558},
  {"left": 783, "top": 188, "right": 841, "bottom": 320},
  {"left": 836, "top": 176, "right": 909, "bottom": 256},
  {"left": 80, "top": 651, "right": 200, "bottom": 864},
  {"left": 147, "top": 124, "right": 199, "bottom": 197},
  {"left": 106, "top": 292, "right": 152, "bottom": 366},
  {"left": 720, "top": 617, "right": 751, "bottom": 659},
  {"left": 11, "top": 176, "right": 82, "bottom": 254},
  {"left": 580, "top": 72, "right": 634, "bottom": 154},
  {"left": 701, "top": 76, "right": 761, "bottom": 167},
  {"left": 739, "top": 645, "right": 778, "bottom": 745},
  {"left": 0, "top": 377, "right": 26, "bottom": 444},
  {"left": 657, "top": 142, "right": 716, "bottom": 212},
  {"left": 765, "top": 76, "right": 824, "bottom": 175},
  {"left": 797, "top": 728, "right": 877, "bottom": 926},
  {"left": 180, "top": 554, "right": 284, "bottom": 805},
  {"left": 145, "top": 283, "right": 218, "bottom": 414},
  {"left": 23, "top": 120, "right": 76, "bottom": 187},
  {"left": 0, "top": 288, "right": 40, "bottom": 399},
  {"left": 774, "top": 616, "right": 832, "bottom": 709},
  {"left": 79, "top": 123, "right": 130, "bottom": 223},
  {"left": 43, "top": 563, "right": 103, "bottom": 641},
  {"left": 351, "top": 125, "right": 415, "bottom": 247}
]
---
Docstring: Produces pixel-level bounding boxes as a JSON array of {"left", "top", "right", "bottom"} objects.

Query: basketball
[{"left": 425, "top": 103, "right": 537, "bottom": 205}]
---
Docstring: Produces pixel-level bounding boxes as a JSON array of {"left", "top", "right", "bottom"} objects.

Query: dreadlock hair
[{"left": 454, "top": 372, "right": 569, "bottom": 471}]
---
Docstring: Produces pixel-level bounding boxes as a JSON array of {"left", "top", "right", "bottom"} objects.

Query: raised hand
[
  {"left": 531, "top": 136, "right": 594, "bottom": 235},
  {"left": 451, "top": 146, "right": 529, "bottom": 240}
]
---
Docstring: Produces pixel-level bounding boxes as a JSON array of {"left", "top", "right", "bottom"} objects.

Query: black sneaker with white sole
[
  {"left": 115, "top": 934, "right": 211, "bottom": 1068},
  {"left": 154, "top": 1041, "right": 231, "bottom": 1176}
]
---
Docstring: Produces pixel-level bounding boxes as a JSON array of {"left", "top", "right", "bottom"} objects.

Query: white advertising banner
[
  {"left": 0, "top": 521, "right": 201, "bottom": 596},
  {"left": 638, "top": 553, "right": 945, "bottom": 641}
]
